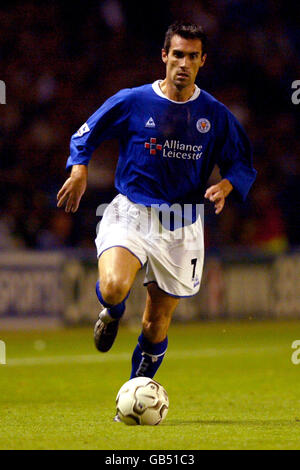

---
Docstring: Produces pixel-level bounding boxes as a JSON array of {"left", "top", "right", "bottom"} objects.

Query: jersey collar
[{"left": 152, "top": 79, "right": 201, "bottom": 103}]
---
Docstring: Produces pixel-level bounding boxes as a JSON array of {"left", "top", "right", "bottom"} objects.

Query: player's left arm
[
  {"left": 204, "top": 178, "right": 233, "bottom": 214},
  {"left": 208, "top": 108, "right": 257, "bottom": 214}
]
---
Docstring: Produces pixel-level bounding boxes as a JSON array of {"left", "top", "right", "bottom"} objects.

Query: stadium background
[
  {"left": 0, "top": 0, "right": 299, "bottom": 324},
  {"left": 1, "top": 0, "right": 300, "bottom": 451}
]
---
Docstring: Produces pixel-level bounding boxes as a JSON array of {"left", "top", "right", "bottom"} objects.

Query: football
[{"left": 116, "top": 377, "right": 169, "bottom": 425}]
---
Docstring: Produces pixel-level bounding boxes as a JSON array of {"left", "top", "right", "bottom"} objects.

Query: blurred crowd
[{"left": 0, "top": 0, "right": 299, "bottom": 254}]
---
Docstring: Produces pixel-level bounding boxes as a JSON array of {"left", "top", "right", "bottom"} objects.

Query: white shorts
[{"left": 95, "top": 194, "right": 204, "bottom": 297}]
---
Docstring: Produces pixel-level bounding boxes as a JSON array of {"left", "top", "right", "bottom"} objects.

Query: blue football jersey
[{"left": 66, "top": 81, "right": 256, "bottom": 208}]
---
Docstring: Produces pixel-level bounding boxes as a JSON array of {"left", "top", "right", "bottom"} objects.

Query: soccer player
[{"left": 57, "top": 22, "right": 256, "bottom": 384}]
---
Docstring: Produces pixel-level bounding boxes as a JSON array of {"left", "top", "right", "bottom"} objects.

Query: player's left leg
[{"left": 130, "top": 282, "right": 179, "bottom": 379}]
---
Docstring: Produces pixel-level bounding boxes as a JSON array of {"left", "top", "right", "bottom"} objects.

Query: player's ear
[
  {"left": 161, "top": 49, "right": 168, "bottom": 64},
  {"left": 199, "top": 53, "right": 207, "bottom": 68}
]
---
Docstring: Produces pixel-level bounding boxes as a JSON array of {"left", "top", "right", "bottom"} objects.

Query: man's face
[{"left": 162, "top": 34, "right": 206, "bottom": 89}]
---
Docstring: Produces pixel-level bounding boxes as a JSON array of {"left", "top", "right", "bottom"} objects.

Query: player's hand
[
  {"left": 57, "top": 165, "right": 87, "bottom": 213},
  {"left": 204, "top": 179, "right": 233, "bottom": 214}
]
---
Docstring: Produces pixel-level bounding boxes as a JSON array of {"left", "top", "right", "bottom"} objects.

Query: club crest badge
[{"left": 196, "top": 118, "right": 211, "bottom": 133}]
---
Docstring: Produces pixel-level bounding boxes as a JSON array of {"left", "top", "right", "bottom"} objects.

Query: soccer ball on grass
[{"left": 116, "top": 377, "right": 169, "bottom": 425}]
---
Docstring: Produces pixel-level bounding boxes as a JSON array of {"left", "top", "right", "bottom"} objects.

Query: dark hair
[{"left": 163, "top": 21, "right": 207, "bottom": 57}]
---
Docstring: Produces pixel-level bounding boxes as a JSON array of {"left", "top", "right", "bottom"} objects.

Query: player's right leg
[{"left": 94, "top": 246, "right": 141, "bottom": 352}]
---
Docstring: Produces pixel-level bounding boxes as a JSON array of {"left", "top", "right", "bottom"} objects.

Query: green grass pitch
[{"left": 0, "top": 320, "right": 300, "bottom": 450}]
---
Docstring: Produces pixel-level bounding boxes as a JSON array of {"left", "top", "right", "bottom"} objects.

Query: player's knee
[{"left": 100, "top": 276, "right": 130, "bottom": 305}]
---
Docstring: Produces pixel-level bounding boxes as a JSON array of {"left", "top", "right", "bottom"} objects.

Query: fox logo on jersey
[{"left": 196, "top": 118, "right": 211, "bottom": 133}]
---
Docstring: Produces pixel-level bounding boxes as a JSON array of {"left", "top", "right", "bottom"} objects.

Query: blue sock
[
  {"left": 130, "top": 333, "right": 168, "bottom": 379},
  {"left": 95, "top": 281, "right": 129, "bottom": 320}
]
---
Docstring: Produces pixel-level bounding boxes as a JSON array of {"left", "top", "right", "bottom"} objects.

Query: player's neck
[{"left": 160, "top": 79, "right": 195, "bottom": 102}]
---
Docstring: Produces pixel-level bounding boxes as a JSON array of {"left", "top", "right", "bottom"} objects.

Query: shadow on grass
[{"left": 164, "top": 419, "right": 300, "bottom": 426}]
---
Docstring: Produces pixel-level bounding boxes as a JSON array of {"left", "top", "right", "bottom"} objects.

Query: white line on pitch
[{"left": 4, "top": 345, "right": 286, "bottom": 367}]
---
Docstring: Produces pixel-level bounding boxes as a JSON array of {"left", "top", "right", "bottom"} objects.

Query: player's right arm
[
  {"left": 57, "top": 164, "right": 87, "bottom": 213},
  {"left": 57, "top": 88, "right": 132, "bottom": 213}
]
